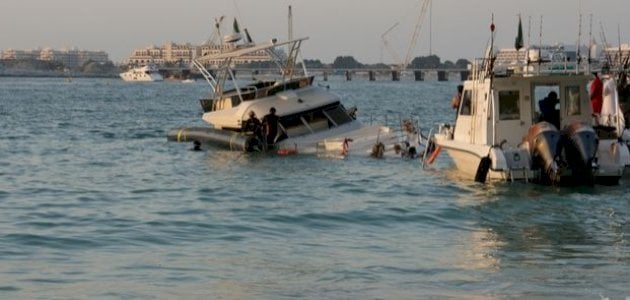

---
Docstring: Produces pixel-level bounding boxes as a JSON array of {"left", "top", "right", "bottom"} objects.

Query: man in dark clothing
[
  {"left": 538, "top": 91, "right": 560, "bottom": 129},
  {"left": 262, "top": 107, "right": 280, "bottom": 146},
  {"left": 243, "top": 111, "right": 262, "bottom": 138}
]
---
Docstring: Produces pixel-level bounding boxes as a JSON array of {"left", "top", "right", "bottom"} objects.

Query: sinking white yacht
[
  {"left": 119, "top": 65, "right": 163, "bottom": 82},
  {"left": 426, "top": 42, "right": 629, "bottom": 185},
  {"left": 167, "top": 37, "right": 399, "bottom": 157}
]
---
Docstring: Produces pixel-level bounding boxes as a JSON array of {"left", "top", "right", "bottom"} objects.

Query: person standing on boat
[
  {"left": 590, "top": 72, "right": 603, "bottom": 116},
  {"left": 262, "top": 107, "right": 280, "bottom": 147},
  {"left": 538, "top": 91, "right": 560, "bottom": 129},
  {"left": 451, "top": 85, "right": 464, "bottom": 119}
]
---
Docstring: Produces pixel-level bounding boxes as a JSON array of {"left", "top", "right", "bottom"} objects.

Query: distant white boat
[
  {"left": 181, "top": 78, "right": 196, "bottom": 84},
  {"left": 119, "top": 65, "right": 163, "bottom": 82}
]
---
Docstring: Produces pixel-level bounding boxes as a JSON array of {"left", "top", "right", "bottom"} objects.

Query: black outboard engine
[
  {"left": 523, "top": 122, "right": 562, "bottom": 185},
  {"left": 562, "top": 122, "right": 598, "bottom": 185}
]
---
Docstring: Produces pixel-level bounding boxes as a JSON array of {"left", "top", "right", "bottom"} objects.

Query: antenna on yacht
[
  {"left": 527, "top": 15, "right": 532, "bottom": 66},
  {"left": 586, "top": 14, "right": 593, "bottom": 73},
  {"left": 487, "top": 13, "right": 496, "bottom": 78},
  {"left": 429, "top": 0, "right": 432, "bottom": 55},
  {"left": 618, "top": 24, "right": 623, "bottom": 74},
  {"left": 538, "top": 15, "right": 543, "bottom": 73},
  {"left": 599, "top": 22, "right": 613, "bottom": 70},
  {"left": 576, "top": 13, "right": 583, "bottom": 74},
  {"left": 288, "top": 5, "right": 293, "bottom": 41},
  {"left": 489, "top": 14, "right": 498, "bottom": 149}
]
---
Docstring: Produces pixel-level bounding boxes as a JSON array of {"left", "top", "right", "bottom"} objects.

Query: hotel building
[
  {"left": 1, "top": 48, "right": 110, "bottom": 68},
  {"left": 126, "top": 42, "right": 270, "bottom": 67}
]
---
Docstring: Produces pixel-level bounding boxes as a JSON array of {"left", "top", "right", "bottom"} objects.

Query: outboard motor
[
  {"left": 562, "top": 122, "right": 598, "bottom": 185},
  {"left": 523, "top": 122, "right": 562, "bottom": 184}
]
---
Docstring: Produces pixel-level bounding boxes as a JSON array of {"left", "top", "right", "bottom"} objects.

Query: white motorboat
[
  {"left": 119, "top": 65, "right": 163, "bottom": 82},
  {"left": 167, "top": 37, "right": 401, "bottom": 157},
  {"left": 425, "top": 30, "right": 629, "bottom": 185}
]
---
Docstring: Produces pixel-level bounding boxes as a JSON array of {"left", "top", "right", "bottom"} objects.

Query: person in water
[
  {"left": 262, "top": 107, "right": 280, "bottom": 147},
  {"left": 191, "top": 140, "right": 202, "bottom": 151},
  {"left": 402, "top": 119, "right": 420, "bottom": 158},
  {"left": 243, "top": 111, "right": 262, "bottom": 139}
]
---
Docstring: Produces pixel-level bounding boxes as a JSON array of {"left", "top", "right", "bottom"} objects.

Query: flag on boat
[
  {"left": 233, "top": 18, "right": 240, "bottom": 34},
  {"left": 244, "top": 28, "right": 253, "bottom": 43},
  {"left": 515, "top": 15, "right": 524, "bottom": 51}
]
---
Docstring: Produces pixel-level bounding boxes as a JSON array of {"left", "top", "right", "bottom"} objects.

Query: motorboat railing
[{"left": 199, "top": 76, "right": 315, "bottom": 113}]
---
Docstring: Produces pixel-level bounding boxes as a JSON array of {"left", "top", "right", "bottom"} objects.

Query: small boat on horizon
[{"left": 119, "top": 65, "right": 163, "bottom": 82}]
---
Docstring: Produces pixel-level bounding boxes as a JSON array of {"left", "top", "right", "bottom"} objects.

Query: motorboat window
[
  {"left": 498, "top": 90, "right": 520, "bottom": 120},
  {"left": 304, "top": 110, "right": 331, "bottom": 132},
  {"left": 459, "top": 90, "right": 473, "bottom": 116},
  {"left": 280, "top": 114, "right": 311, "bottom": 137},
  {"left": 565, "top": 86, "right": 581, "bottom": 116},
  {"left": 324, "top": 106, "right": 353, "bottom": 126}
]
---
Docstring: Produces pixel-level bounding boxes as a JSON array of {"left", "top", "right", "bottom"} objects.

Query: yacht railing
[{"left": 191, "top": 59, "right": 217, "bottom": 92}]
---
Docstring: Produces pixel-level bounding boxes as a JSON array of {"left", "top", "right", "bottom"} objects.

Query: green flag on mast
[
  {"left": 515, "top": 15, "right": 524, "bottom": 51},
  {"left": 233, "top": 18, "right": 240, "bottom": 34}
]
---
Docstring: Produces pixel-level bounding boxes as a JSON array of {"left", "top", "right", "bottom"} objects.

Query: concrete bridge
[{"left": 158, "top": 67, "right": 470, "bottom": 82}]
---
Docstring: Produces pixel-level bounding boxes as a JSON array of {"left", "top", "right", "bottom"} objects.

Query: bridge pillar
[
  {"left": 414, "top": 70, "right": 424, "bottom": 81},
  {"left": 345, "top": 70, "right": 352, "bottom": 81},
  {"left": 437, "top": 70, "right": 448, "bottom": 81},
  {"left": 460, "top": 70, "right": 470, "bottom": 81},
  {"left": 391, "top": 70, "right": 400, "bottom": 81},
  {"left": 368, "top": 70, "right": 375, "bottom": 81},
  {"left": 323, "top": 71, "right": 328, "bottom": 81}
]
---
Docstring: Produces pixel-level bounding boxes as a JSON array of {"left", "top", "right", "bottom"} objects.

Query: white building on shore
[
  {"left": 126, "top": 42, "right": 270, "bottom": 67},
  {"left": 1, "top": 48, "right": 110, "bottom": 68}
]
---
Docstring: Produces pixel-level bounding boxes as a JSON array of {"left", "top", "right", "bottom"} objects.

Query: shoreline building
[
  {"left": 1, "top": 48, "right": 110, "bottom": 68},
  {"left": 125, "top": 42, "right": 270, "bottom": 67},
  {"left": 603, "top": 43, "right": 630, "bottom": 69}
]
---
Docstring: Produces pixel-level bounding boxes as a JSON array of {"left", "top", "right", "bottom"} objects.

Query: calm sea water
[{"left": 1, "top": 76, "right": 629, "bottom": 299}]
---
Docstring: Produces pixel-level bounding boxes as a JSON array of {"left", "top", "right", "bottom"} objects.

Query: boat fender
[
  {"left": 474, "top": 156, "right": 492, "bottom": 183},
  {"left": 426, "top": 146, "right": 441, "bottom": 164}
]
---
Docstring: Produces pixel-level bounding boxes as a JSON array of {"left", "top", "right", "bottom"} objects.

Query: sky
[{"left": 1, "top": 0, "right": 629, "bottom": 64}]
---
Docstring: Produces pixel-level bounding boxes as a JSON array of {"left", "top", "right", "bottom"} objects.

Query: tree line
[{"left": 302, "top": 55, "right": 471, "bottom": 70}]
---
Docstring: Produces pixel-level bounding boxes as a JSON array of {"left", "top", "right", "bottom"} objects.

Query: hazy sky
[{"left": 1, "top": 0, "right": 629, "bottom": 64}]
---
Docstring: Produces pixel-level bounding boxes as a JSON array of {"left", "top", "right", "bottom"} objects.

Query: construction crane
[{"left": 381, "top": 0, "right": 431, "bottom": 71}]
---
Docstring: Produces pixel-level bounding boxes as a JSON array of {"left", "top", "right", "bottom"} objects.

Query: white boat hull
[
  {"left": 435, "top": 131, "right": 628, "bottom": 184},
  {"left": 277, "top": 123, "right": 400, "bottom": 157},
  {"left": 119, "top": 66, "right": 163, "bottom": 82},
  {"left": 435, "top": 135, "right": 534, "bottom": 182}
]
